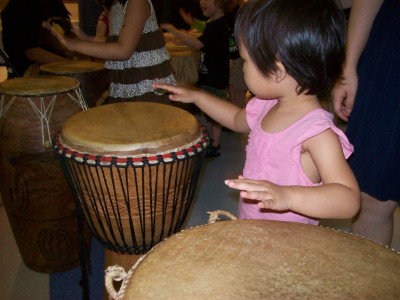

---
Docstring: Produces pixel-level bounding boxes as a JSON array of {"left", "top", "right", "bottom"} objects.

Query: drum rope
[
  {"left": 58, "top": 154, "right": 206, "bottom": 254},
  {"left": 68, "top": 89, "right": 89, "bottom": 110},
  {"left": 207, "top": 210, "right": 238, "bottom": 224},
  {"left": 27, "top": 95, "right": 57, "bottom": 148},
  {"left": 0, "top": 95, "right": 17, "bottom": 119}
]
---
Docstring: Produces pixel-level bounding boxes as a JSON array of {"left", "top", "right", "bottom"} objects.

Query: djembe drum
[
  {"left": 40, "top": 61, "right": 109, "bottom": 108},
  {"left": 54, "top": 102, "right": 209, "bottom": 271},
  {"left": 0, "top": 76, "right": 90, "bottom": 273},
  {"left": 168, "top": 49, "right": 200, "bottom": 85},
  {"left": 106, "top": 212, "right": 400, "bottom": 299}
]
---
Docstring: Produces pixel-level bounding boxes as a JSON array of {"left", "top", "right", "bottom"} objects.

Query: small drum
[
  {"left": 40, "top": 61, "right": 109, "bottom": 108},
  {"left": 0, "top": 76, "right": 90, "bottom": 273},
  {"left": 108, "top": 217, "right": 400, "bottom": 299},
  {"left": 167, "top": 47, "right": 200, "bottom": 85},
  {"left": 54, "top": 102, "right": 209, "bottom": 268}
]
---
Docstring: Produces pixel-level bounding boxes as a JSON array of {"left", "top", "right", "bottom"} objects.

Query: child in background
[
  {"left": 160, "top": 0, "right": 232, "bottom": 157},
  {"left": 155, "top": 0, "right": 360, "bottom": 224}
]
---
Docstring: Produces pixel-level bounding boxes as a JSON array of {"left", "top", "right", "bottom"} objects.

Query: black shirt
[{"left": 198, "top": 16, "right": 230, "bottom": 89}]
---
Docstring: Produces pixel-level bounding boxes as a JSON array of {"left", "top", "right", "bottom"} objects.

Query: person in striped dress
[{"left": 43, "top": 0, "right": 176, "bottom": 104}]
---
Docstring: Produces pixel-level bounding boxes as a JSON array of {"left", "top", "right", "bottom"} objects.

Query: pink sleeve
[
  {"left": 245, "top": 98, "right": 277, "bottom": 130},
  {"left": 295, "top": 111, "right": 354, "bottom": 159}
]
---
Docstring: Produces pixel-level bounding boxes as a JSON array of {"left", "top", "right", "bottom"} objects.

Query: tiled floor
[{"left": 1, "top": 129, "right": 399, "bottom": 300}]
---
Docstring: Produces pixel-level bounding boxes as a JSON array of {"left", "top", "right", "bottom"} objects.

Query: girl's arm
[
  {"left": 225, "top": 129, "right": 360, "bottom": 219},
  {"left": 154, "top": 83, "right": 249, "bottom": 132},
  {"left": 288, "top": 129, "right": 360, "bottom": 218},
  {"left": 160, "top": 23, "right": 204, "bottom": 50},
  {"left": 43, "top": 0, "right": 150, "bottom": 60},
  {"left": 331, "top": 0, "right": 384, "bottom": 121}
]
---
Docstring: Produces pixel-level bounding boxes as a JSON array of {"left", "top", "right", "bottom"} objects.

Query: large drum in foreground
[
  {"left": 55, "top": 103, "right": 208, "bottom": 261},
  {"left": 108, "top": 218, "right": 400, "bottom": 299},
  {"left": 40, "top": 61, "right": 108, "bottom": 108},
  {"left": 0, "top": 76, "right": 89, "bottom": 273}
]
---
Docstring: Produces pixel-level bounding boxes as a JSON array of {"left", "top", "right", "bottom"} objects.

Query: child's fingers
[
  {"left": 153, "top": 83, "right": 181, "bottom": 94},
  {"left": 225, "top": 179, "right": 266, "bottom": 192}
]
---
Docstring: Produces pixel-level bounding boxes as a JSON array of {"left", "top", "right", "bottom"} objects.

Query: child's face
[
  {"left": 200, "top": 0, "right": 221, "bottom": 18},
  {"left": 240, "top": 45, "right": 279, "bottom": 100}
]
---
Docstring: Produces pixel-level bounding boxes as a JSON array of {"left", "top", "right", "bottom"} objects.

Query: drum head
[
  {"left": 0, "top": 76, "right": 80, "bottom": 96},
  {"left": 122, "top": 220, "right": 400, "bottom": 299},
  {"left": 60, "top": 102, "right": 202, "bottom": 155},
  {"left": 39, "top": 61, "right": 104, "bottom": 74}
]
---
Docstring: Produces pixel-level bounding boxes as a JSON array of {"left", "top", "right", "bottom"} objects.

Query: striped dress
[{"left": 105, "top": 0, "right": 176, "bottom": 103}]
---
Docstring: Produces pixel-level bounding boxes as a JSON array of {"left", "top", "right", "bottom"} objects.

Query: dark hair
[
  {"left": 97, "top": 0, "right": 114, "bottom": 9},
  {"left": 215, "top": 0, "right": 235, "bottom": 14},
  {"left": 235, "top": 0, "right": 345, "bottom": 97}
]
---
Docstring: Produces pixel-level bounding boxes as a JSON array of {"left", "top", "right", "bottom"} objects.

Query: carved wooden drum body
[
  {"left": 40, "top": 61, "right": 109, "bottom": 108},
  {"left": 113, "top": 219, "right": 400, "bottom": 299},
  {"left": 55, "top": 102, "right": 209, "bottom": 257},
  {"left": 0, "top": 76, "right": 89, "bottom": 273}
]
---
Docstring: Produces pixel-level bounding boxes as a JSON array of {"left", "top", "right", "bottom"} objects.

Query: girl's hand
[
  {"left": 225, "top": 176, "right": 293, "bottom": 211},
  {"left": 42, "top": 21, "right": 76, "bottom": 51},
  {"left": 153, "top": 83, "right": 199, "bottom": 103}
]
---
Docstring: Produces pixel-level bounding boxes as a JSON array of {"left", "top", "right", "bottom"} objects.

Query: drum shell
[
  {"left": 65, "top": 155, "right": 201, "bottom": 253},
  {"left": 55, "top": 102, "right": 208, "bottom": 255},
  {"left": 40, "top": 62, "right": 109, "bottom": 108},
  {"left": 0, "top": 89, "right": 90, "bottom": 273}
]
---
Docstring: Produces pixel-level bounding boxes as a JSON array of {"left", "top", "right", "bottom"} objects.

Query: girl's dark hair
[{"left": 235, "top": 0, "right": 345, "bottom": 97}]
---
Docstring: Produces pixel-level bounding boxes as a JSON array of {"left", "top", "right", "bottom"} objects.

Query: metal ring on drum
[
  {"left": 54, "top": 102, "right": 210, "bottom": 272},
  {"left": 0, "top": 76, "right": 90, "bottom": 273},
  {"left": 106, "top": 216, "right": 400, "bottom": 299},
  {"left": 39, "top": 61, "right": 109, "bottom": 108}
]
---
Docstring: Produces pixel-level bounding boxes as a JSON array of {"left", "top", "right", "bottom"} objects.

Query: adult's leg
[{"left": 351, "top": 192, "right": 398, "bottom": 246}]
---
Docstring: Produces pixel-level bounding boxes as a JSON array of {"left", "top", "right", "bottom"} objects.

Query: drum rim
[
  {"left": 0, "top": 76, "right": 80, "bottom": 96},
  {"left": 53, "top": 128, "right": 209, "bottom": 167},
  {"left": 39, "top": 61, "right": 105, "bottom": 74}
]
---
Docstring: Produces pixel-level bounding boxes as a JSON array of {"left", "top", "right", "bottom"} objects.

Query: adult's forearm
[
  {"left": 25, "top": 47, "right": 70, "bottom": 64},
  {"left": 344, "top": 0, "right": 384, "bottom": 70}
]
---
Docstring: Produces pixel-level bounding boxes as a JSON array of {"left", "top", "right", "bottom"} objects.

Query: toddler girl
[{"left": 154, "top": 0, "right": 360, "bottom": 224}]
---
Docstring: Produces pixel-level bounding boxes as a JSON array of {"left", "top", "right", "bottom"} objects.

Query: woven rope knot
[
  {"left": 207, "top": 210, "right": 238, "bottom": 224},
  {"left": 105, "top": 265, "right": 128, "bottom": 299}
]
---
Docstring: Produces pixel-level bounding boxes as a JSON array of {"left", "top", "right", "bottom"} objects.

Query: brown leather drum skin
[
  {"left": 56, "top": 102, "right": 207, "bottom": 259},
  {"left": 121, "top": 220, "right": 400, "bottom": 299},
  {"left": 0, "top": 76, "right": 90, "bottom": 273},
  {"left": 40, "top": 61, "right": 109, "bottom": 108}
]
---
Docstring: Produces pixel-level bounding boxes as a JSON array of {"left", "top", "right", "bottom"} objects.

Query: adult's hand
[{"left": 331, "top": 66, "right": 358, "bottom": 122}]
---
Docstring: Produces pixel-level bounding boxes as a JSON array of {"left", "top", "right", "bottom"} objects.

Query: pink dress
[{"left": 239, "top": 98, "right": 354, "bottom": 225}]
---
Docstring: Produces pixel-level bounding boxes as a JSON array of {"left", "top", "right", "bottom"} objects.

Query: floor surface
[{"left": 1, "top": 129, "right": 399, "bottom": 300}]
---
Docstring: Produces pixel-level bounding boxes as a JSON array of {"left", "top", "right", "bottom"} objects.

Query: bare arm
[
  {"left": 43, "top": 0, "right": 150, "bottom": 60},
  {"left": 289, "top": 129, "right": 360, "bottom": 218},
  {"left": 331, "top": 0, "right": 384, "bottom": 121},
  {"left": 154, "top": 83, "right": 250, "bottom": 132},
  {"left": 160, "top": 23, "right": 204, "bottom": 49},
  {"left": 225, "top": 130, "right": 360, "bottom": 219}
]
